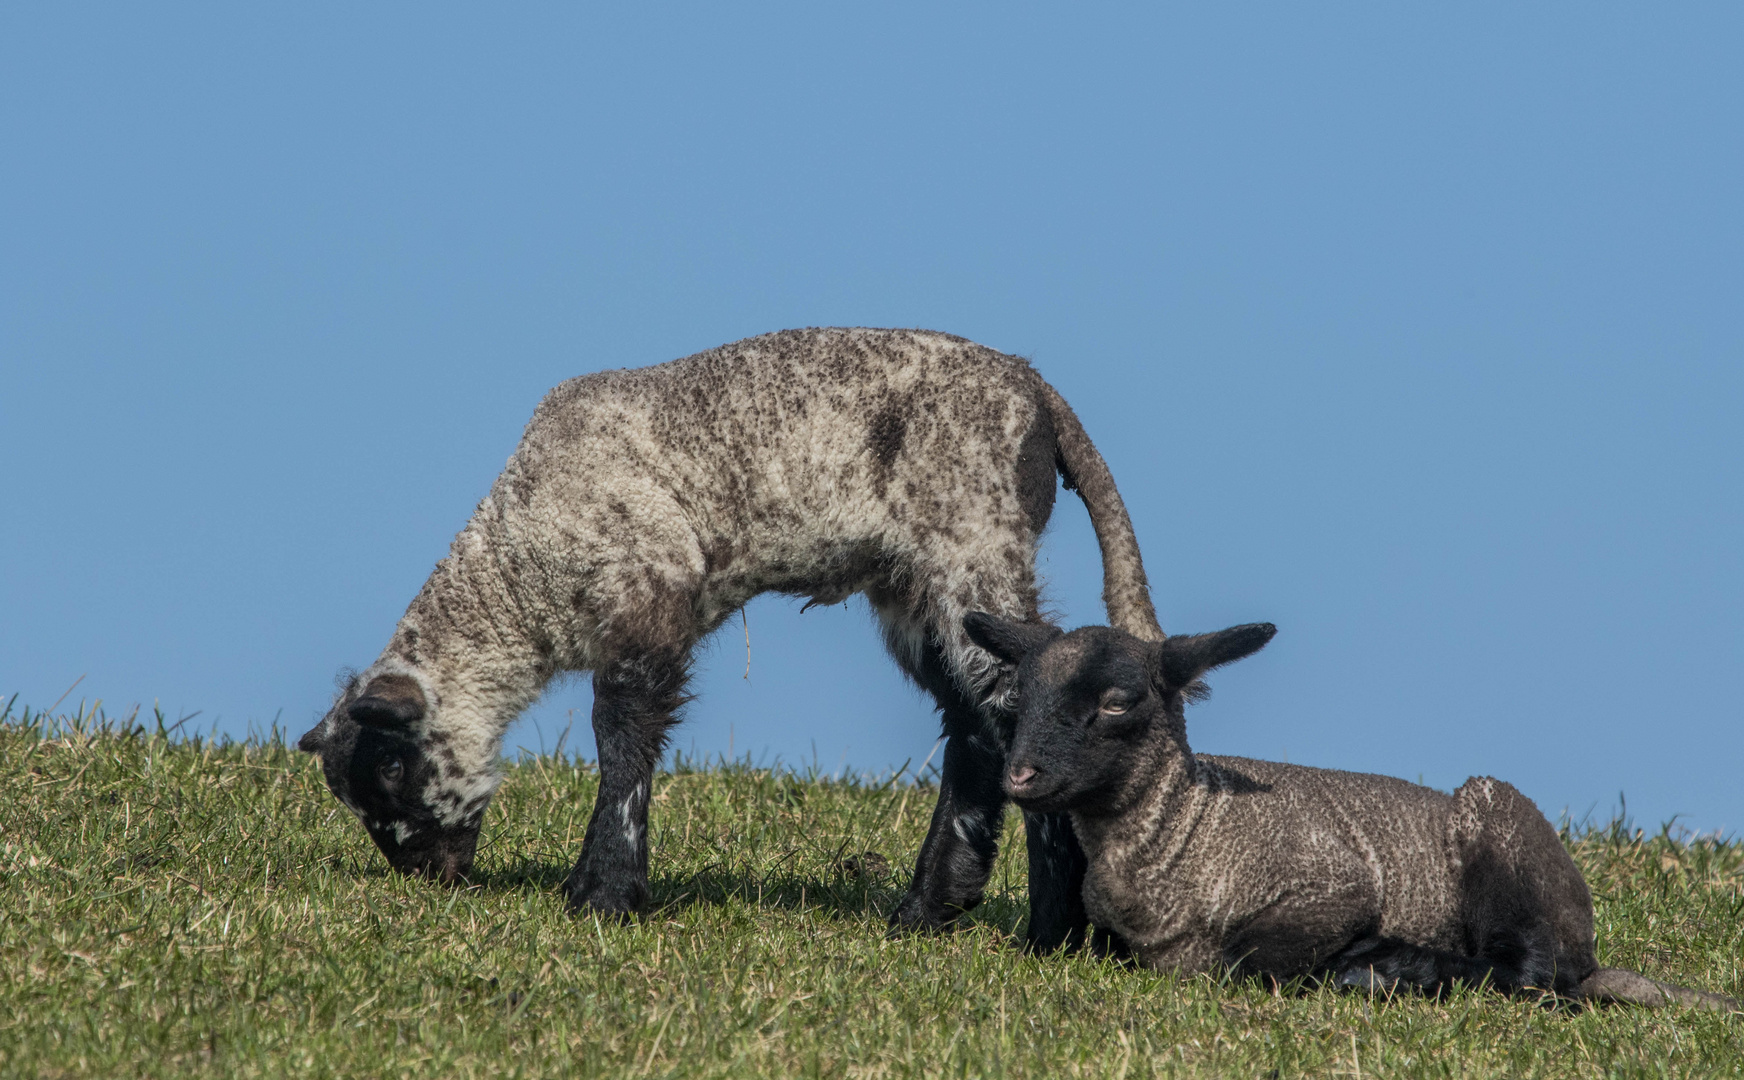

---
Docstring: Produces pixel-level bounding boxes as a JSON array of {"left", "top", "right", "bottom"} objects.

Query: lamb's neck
[
  {"left": 1070, "top": 737, "right": 1206, "bottom": 877},
  {"left": 382, "top": 521, "right": 557, "bottom": 750}
]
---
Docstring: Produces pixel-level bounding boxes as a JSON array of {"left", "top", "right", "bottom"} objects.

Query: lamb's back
[{"left": 510, "top": 328, "right": 1045, "bottom": 538}]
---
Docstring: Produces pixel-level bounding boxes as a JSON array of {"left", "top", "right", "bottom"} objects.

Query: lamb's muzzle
[{"left": 1006, "top": 764, "right": 1040, "bottom": 798}]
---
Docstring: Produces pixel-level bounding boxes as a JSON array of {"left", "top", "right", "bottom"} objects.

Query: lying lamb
[
  {"left": 296, "top": 327, "right": 1163, "bottom": 950},
  {"left": 964, "top": 613, "right": 1736, "bottom": 1008}
]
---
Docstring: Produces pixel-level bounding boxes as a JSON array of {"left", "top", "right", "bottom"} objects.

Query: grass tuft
[{"left": 2, "top": 703, "right": 1740, "bottom": 1077}]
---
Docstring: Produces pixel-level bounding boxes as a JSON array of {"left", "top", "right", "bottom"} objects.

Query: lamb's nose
[{"left": 1007, "top": 765, "right": 1037, "bottom": 789}]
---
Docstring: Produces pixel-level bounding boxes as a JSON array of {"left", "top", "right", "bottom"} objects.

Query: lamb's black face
[
  {"left": 1002, "top": 628, "right": 1162, "bottom": 814},
  {"left": 964, "top": 613, "right": 1277, "bottom": 818},
  {"left": 296, "top": 674, "right": 485, "bottom": 883}
]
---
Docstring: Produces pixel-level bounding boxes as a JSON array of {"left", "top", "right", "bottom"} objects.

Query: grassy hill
[{"left": 3, "top": 701, "right": 1741, "bottom": 1078}]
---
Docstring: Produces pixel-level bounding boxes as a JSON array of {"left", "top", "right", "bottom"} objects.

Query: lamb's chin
[{"left": 1008, "top": 785, "right": 1073, "bottom": 814}]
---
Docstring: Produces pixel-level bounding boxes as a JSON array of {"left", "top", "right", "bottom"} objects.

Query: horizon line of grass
[{"left": 3, "top": 693, "right": 1732, "bottom": 850}]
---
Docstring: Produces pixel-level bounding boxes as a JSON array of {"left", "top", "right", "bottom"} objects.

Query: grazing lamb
[
  {"left": 295, "top": 327, "right": 1162, "bottom": 949},
  {"left": 963, "top": 613, "right": 1736, "bottom": 1009}
]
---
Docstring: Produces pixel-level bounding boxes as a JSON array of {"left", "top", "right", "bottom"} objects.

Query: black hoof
[
  {"left": 1022, "top": 917, "right": 1086, "bottom": 956},
  {"left": 563, "top": 871, "right": 648, "bottom": 918},
  {"left": 888, "top": 891, "right": 979, "bottom": 935},
  {"left": 1336, "top": 966, "right": 1405, "bottom": 996}
]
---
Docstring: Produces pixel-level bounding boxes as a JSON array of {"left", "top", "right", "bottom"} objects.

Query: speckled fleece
[
  {"left": 1075, "top": 757, "right": 1586, "bottom": 979},
  {"left": 300, "top": 328, "right": 1160, "bottom": 930}
]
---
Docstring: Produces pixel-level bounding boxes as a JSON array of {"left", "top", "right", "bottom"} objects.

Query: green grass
[{"left": 3, "top": 700, "right": 1742, "bottom": 1079}]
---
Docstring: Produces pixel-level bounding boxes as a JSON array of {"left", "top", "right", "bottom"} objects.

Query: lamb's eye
[
  {"left": 1100, "top": 693, "right": 1134, "bottom": 715},
  {"left": 379, "top": 758, "right": 404, "bottom": 784}
]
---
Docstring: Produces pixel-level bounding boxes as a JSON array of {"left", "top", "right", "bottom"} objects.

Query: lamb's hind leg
[
  {"left": 563, "top": 648, "right": 691, "bottom": 916},
  {"left": 1327, "top": 937, "right": 1502, "bottom": 999},
  {"left": 1448, "top": 776, "right": 1597, "bottom": 997}
]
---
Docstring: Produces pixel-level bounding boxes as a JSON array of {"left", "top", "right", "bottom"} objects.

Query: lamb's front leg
[
  {"left": 564, "top": 655, "right": 687, "bottom": 916},
  {"left": 891, "top": 729, "right": 1008, "bottom": 931}
]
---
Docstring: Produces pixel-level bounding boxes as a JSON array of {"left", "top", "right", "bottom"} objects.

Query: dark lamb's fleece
[
  {"left": 965, "top": 613, "right": 1737, "bottom": 1010},
  {"left": 296, "top": 327, "right": 1164, "bottom": 952}
]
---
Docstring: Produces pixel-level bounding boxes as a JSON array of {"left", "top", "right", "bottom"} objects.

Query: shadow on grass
[
  {"left": 460, "top": 854, "right": 1029, "bottom": 939},
  {"left": 652, "top": 862, "right": 906, "bottom": 922}
]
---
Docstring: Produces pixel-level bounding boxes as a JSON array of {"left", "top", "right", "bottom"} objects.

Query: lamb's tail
[
  {"left": 1579, "top": 967, "right": 1738, "bottom": 1012},
  {"left": 1038, "top": 381, "right": 1164, "bottom": 642}
]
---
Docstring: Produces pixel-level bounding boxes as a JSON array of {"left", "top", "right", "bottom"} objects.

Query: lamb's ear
[
  {"left": 347, "top": 674, "right": 427, "bottom": 729},
  {"left": 964, "top": 612, "right": 1060, "bottom": 667},
  {"left": 1151, "top": 623, "right": 1276, "bottom": 690}
]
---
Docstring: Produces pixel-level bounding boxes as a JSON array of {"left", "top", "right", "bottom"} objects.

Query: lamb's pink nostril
[{"left": 1008, "top": 765, "right": 1037, "bottom": 789}]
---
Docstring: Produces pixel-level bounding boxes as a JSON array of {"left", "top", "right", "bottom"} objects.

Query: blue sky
[{"left": 3, "top": 5, "right": 1740, "bottom": 833}]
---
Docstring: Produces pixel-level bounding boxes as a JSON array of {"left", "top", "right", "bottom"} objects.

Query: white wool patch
[
  {"left": 425, "top": 769, "right": 503, "bottom": 827},
  {"left": 621, "top": 783, "right": 645, "bottom": 850}
]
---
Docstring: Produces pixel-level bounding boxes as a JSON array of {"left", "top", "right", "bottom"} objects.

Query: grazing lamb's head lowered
[
  {"left": 963, "top": 614, "right": 1275, "bottom": 813},
  {"left": 297, "top": 666, "right": 495, "bottom": 883}
]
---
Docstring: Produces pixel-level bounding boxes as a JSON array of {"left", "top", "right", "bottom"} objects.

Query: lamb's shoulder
[
  {"left": 1186, "top": 757, "right": 1398, "bottom": 918},
  {"left": 1083, "top": 757, "right": 1408, "bottom": 975},
  {"left": 1197, "top": 755, "right": 1463, "bottom": 946}
]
